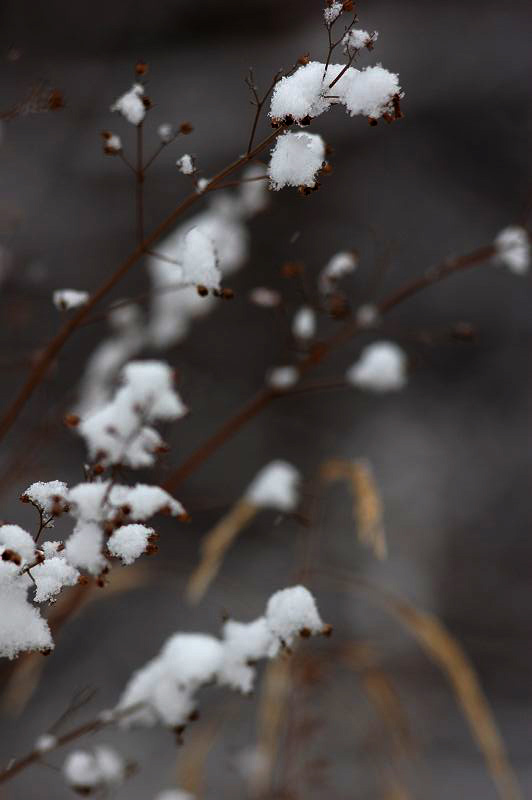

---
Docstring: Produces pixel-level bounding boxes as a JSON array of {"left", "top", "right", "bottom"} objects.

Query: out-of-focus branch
[
  {"left": 163, "top": 243, "right": 495, "bottom": 491},
  {"left": 0, "top": 703, "right": 142, "bottom": 785}
]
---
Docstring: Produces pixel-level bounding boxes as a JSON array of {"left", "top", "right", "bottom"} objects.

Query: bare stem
[
  {"left": 246, "top": 68, "right": 284, "bottom": 155},
  {"left": 136, "top": 122, "right": 145, "bottom": 246},
  {"left": 0, "top": 704, "right": 143, "bottom": 785},
  {"left": 163, "top": 243, "right": 495, "bottom": 491}
]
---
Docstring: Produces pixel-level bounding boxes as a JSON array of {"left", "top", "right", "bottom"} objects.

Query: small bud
[
  {"left": 281, "top": 260, "right": 304, "bottom": 278},
  {"left": 135, "top": 60, "right": 148, "bottom": 76},
  {"left": 451, "top": 321, "right": 477, "bottom": 342},
  {"left": 154, "top": 443, "right": 171, "bottom": 454},
  {"left": 64, "top": 413, "right": 80, "bottom": 428},
  {"left": 328, "top": 293, "right": 350, "bottom": 319},
  {"left": 392, "top": 94, "right": 404, "bottom": 120},
  {"left": 47, "top": 89, "right": 63, "bottom": 111},
  {"left": 197, "top": 285, "right": 209, "bottom": 297},
  {"left": 1, "top": 549, "right": 21, "bottom": 566},
  {"left": 300, "top": 114, "right": 312, "bottom": 126},
  {"left": 179, "top": 121, "right": 194, "bottom": 135},
  {"left": 309, "top": 342, "right": 327, "bottom": 363},
  {"left": 298, "top": 53, "right": 311, "bottom": 66},
  {"left": 368, "top": 117, "right": 378, "bottom": 127}
]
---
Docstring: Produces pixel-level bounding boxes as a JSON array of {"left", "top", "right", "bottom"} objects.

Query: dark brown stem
[
  {"left": 246, "top": 68, "right": 284, "bottom": 155},
  {"left": 136, "top": 122, "right": 145, "bottom": 246},
  {"left": 163, "top": 243, "right": 495, "bottom": 492},
  {"left": 0, "top": 704, "right": 142, "bottom": 785},
  {"left": 0, "top": 127, "right": 285, "bottom": 444},
  {"left": 328, "top": 50, "right": 357, "bottom": 90},
  {"left": 164, "top": 388, "right": 274, "bottom": 489}
]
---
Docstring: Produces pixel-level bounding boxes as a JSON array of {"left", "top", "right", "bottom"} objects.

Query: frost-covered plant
[
  {"left": 0, "top": 359, "right": 188, "bottom": 660},
  {"left": 118, "top": 585, "right": 328, "bottom": 729},
  {"left": 0, "top": 4, "right": 526, "bottom": 798}
]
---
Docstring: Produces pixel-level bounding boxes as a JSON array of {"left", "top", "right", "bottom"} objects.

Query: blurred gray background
[{"left": 0, "top": 1, "right": 531, "bottom": 798}]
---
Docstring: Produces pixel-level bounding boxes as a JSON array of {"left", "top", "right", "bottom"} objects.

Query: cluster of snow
[
  {"left": 34, "top": 733, "right": 58, "bottom": 754},
  {"left": 63, "top": 747, "right": 126, "bottom": 793},
  {"left": 0, "top": 525, "right": 53, "bottom": 658},
  {"left": 179, "top": 228, "right": 221, "bottom": 289},
  {"left": 319, "top": 250, "right": 358, "bottom": 293},
  {"left": 148, "top": 171, "right": 266, "bottom": 348},
  {"left": 53, "top": 289, "right": 89, "bottom": 311},
  {"left": 346, "top": 341, "right": 407, "bottom": 392},
  {"left": 342, "top": 65, "right": 401, "bottom": 118},
  {"left": 32, "top": 555, "right": 79, "bottom": 603},
  {"left": 494, "top": 226, "right": 530, "bottom": 275},
  {"left": 176, "top": 154, "right": 195, "bottom": 175},
  {"left": 292, "top": 306, "right": 316, "bottom": 340},
  {"left": 77, "top": 360, "right": 186, "bottom": 468},
  {"left": 238, "top": 165, "right": 270, "bottom": 216},
  {"left": 266, "top": 365, "right": 299, "bottom": 390},
  {"left": 111, "top": 83, "right": 146, "bottom": 125},
  {"left": 118, "top": 585, "right": 325, "bottom": 727},
  {"left": 269, "top": 61, "right": 401, "bottom": 124},
  {"left": 103, "top": 133, "right": 122, "bottom": 153},
  {"left": 63, "top": 481, "right": 184, "bottom": 575},
  {"left": 1, "top": 437, "right": 186, "bottom": 659},
  {"left": 21, "top": 480, "right": 69, "bottom": 515},
  {"left": 107, "top": 524, "right": 154, "bottom": 565},
  {"left": 158, "top": 123, "right": 173, "bottom": 142},
  {"left": 324, "top": 1, "right": 343, "bottom": 25},
  {"left": 244, "top": 461, "right": 301, "bottom": 512},
  {"left": 249, "top": 286, "right": 281, "bottom": 307},
  {"left": 355, "top": 303, "right": 380, "bottom": 329},
  {"left": 343, "top": 29, "right": 378, "bottom": 52},
  {"left": 268, "top": 132, "right": 326, "bottom": 190}
]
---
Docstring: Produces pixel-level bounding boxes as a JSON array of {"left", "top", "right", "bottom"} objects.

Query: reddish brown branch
[
  {"left": 0, "top": 703, "right": 142, "bottom": 785},
  {"left": 136, "top": 121, "right": 145, "bottom": 246},
  {"left": 163, "top": 243, "right": 495, "bottom": 492}
]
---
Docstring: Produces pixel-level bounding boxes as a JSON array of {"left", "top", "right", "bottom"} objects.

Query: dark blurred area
[{"left": 0, "top": 1, "right": 531, "bottom": 798}]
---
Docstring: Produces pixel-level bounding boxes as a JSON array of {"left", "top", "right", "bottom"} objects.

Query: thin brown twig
[
  {"left": 246, "top": 68, "right": 284, "bottom": 155},
  {"left": 0, "top": 126, "right": 286, "bottom": 444},
  {"left": 163, "top": 243, "right": 495, "bottom": 491},
  {"left": 136, "top": 121, "right": 145, "bottom": 246},
  {"left": 0, "top": 703, "right": 143, "bottom": 785},
  {"left": 206, "top": 173, "right": 269, "bottom": 193},
  {"left": 118, "top": 151, "right": 136, "bottom": 175}
]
